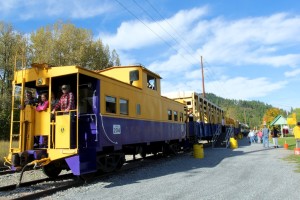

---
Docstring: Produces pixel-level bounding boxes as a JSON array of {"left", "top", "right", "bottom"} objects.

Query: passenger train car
[
  {"left": 5, "top": 64, "right": 186, "bottom": 177},
  {"left": 165, "top": 92, "right": 242, "bottom": 147}
]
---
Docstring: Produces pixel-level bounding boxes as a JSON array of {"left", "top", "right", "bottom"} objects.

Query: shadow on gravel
[{"left": 103, "top": 137, "right": 278, "bottom": 188}]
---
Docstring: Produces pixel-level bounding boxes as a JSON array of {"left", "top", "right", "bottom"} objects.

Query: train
[{"left": 4, "top": 63, "right": 241, "bottom": 178}]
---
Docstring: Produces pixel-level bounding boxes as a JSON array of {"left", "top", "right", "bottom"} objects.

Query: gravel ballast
[{"left": 1, "top": 138, "right": 299, "bottom": 200}]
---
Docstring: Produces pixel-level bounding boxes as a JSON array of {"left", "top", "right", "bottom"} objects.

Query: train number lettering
[{"left": 113, "top": 125, "right": 121, "bottom": 134}]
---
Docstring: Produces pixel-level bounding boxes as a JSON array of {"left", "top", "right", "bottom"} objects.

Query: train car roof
[
  {"left": 95, "top": 65, "right": 162, "bottom": 79},
  {"left": 13, "top": 64, "right": 139, "bottom": 87}
]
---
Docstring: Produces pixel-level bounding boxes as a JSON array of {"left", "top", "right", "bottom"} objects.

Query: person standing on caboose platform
[
  {"left": 19, "top": 90, "right": 38, "bottom": 109},
  {"left": 51, "top": 85, "right": 75, "bottom": 114}
]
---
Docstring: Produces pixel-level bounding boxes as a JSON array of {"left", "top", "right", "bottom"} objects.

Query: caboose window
[
  {"left": 147, "top": 74, "right": 156, "bottom": 90},
  {"left": 106, "top": 96, "right": 116, "bottom": 113},
  {"left": 130, "top": 70, "right": 139, "bottom": 85},
  {"left": 168, "top": 110, "right": 172, "bottom": 120},
  {"left": 180, "top": 112, "right": 184, "bottom": 122},
  {"left": 120, "top": 99, "right": 128, "bottom": 115},
  {"left": 136, "top": 104, "right": 141, "bottom": 115},
  {"left": 174, "top": 111, "right": 178, "bottom": 121}
]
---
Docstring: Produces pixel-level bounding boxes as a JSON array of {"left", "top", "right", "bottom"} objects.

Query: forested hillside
[{"left": 205, "top": 93, "right": 286, "bottom": 128}]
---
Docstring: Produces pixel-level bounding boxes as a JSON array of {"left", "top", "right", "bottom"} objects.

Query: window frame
[
  {"left": 120, "top": 98, "right": 129, "bottom": 115},
  {"left": 168, "top": 110, "right": 172, "bottom": 120},
  {"left": 105, "top": 95, "right": 116, "bottom": 114}
]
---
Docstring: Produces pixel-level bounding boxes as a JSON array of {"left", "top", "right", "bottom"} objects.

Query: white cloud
[
  {"left": 101, "top": 7, "right": 299, "bottom": 105},
  {"left": 162, "top": 76, "right": 287, "bottom": 101},
  {"left": 197, "top": 13, "right": 300, "bottom": 68},
  {"left": 0, "top": 0, "right": 114, "bottom": 20},
  {"left": 100, "top": 7, "right": 209, "bottom": 50},
  {"left": 284, "top": 68, "right": 300, "bottom": 77},
  {"left": 103, "top": 8, "right": 300, "bottom": 79}
]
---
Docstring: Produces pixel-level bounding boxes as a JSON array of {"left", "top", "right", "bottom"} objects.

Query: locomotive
[{"left": 4, "top": 63, "right": 239, "bottom": 178}]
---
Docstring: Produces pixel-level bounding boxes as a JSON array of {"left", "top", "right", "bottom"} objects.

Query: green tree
[
  {"left": 30, "top": 21, "right": 120, "bottom": 69},
  {"left": 0, "top": 22, "right": 26, "bottom": 139}
]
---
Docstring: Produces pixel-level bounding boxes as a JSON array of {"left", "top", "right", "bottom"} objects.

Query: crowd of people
[
  {"left": 247, "top": 126, "right": 280, "bottom": 148},
  {"left": 21, "top": 84, "right": 75, "bottom": 116}
]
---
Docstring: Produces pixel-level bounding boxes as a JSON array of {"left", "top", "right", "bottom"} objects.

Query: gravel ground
[{"left": 2, "top": 138, "right": 299, "bottom": 200}]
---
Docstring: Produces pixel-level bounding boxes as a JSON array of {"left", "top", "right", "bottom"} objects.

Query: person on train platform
[
  {"left": 36, "top": 93, "right": 49, "bottom": 112},
  {"left": 51, "top": 84, "right": 75, "bottom": 114},
  {"left": 262, "top": 125, "right": 270, "bottom": 148},
  {"left": 19, "top": 90, "right": 38, "bottom": 109}
]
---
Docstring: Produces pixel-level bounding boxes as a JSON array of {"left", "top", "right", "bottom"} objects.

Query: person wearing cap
[
  {"left": 19, "top": 90, "right": 38, "bottom": 109},
  {"left": 51, "top": 85, "right": 75, "bottom": 114}
]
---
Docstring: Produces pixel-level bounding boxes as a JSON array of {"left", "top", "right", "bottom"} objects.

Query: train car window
[
  {"left": 136, "top": 104, "right": 141, "bottom": 115},
  {"left": 180, "top": 112, "right": 184, "bottom": 122},
  {"left": 174, "top": 111, "right": 178, "bottom": 121},
  {"left": 147, "top": 75, "right": 156, "bottom": 90},
  {"left": 130, "top": 70, "right": 139, "bottom": 85},
  {"left": 120, "top": 99, "right": 128, "bottom": 115},
  {"left": 168, "top": 110, "right": 172, "bottom": 120},
  {"left": 105, "top": 96, "right": 116, "bottom": 113}
]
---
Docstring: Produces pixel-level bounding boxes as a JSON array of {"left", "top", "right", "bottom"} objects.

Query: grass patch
[
  {"left": 0, "top": 140, "right": 9, "bottom": 167},
  {"left": 278, "top": 137, "right": 296, "bottom": 150},
  {"left": 283, "top": 154, "right": 300, "bottom": 173},
  {"left": 277, "top": 137, "right": 300, "bottom": 173}
]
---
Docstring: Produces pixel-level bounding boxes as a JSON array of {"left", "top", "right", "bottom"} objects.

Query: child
[{"left": 36, "top": 93, "right": 49, "bottom": 111}]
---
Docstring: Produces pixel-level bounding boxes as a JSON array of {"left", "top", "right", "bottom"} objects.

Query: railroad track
[{"left": 0, "top": 152, "right": 188, "bottom": 199}]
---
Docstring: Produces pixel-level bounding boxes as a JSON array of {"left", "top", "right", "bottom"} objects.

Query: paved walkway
[{"left": 47, "top": 137, "right": 300, "bottom": 200}]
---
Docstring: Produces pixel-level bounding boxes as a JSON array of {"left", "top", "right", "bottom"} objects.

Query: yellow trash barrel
[
  {"left": 193, "top": 144, "right": 204, "bottom": 159},
  {"left": 229, "top": 137, "right": 238, "bottom": 149}
]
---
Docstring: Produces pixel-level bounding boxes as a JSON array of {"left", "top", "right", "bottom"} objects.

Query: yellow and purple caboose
[{"left": 5, "top": 64, "right": 186, "bottom": 177}]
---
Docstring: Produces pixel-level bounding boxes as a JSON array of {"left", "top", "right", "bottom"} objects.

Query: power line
[
  {"left": 141, "top": 0, "right": 230, "bottom": 97},
  {"left": 114, "top": 0, "right": 197, "bottom": 67},
  {"left": 114, "top": 0, "right": 231, "bottom": 98}
]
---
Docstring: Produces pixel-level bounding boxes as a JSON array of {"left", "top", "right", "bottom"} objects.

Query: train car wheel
[
  {"left": 116, "top": 157, "right": 125, "bottom": 170},
  {"left": 97, "top": 154, "right": 125, "bottom": 173},
  {"left": 42, "top": 161, "right": 62, "bottom": 178}
]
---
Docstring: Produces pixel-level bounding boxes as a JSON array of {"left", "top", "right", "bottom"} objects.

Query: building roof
[{"left": 270, "top": 115, "right": 287, "bottom": 126}]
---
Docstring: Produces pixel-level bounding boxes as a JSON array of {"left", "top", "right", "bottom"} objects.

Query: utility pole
[{"left": 201, "top": 56, "right": 205, "bottom": 98}]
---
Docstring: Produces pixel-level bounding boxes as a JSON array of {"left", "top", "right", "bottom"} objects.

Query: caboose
[{"left": 5, "top": 63, "right": 187, "bottom": 177}]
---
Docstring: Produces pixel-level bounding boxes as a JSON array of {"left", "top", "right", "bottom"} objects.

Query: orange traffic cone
[{"left": 284, "top": 141, "right": 289, "bottom": 149}]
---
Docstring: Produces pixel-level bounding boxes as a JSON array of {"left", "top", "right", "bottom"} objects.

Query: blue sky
[{"left": 1, "top": 0, "right": 300, "bottom": 111}]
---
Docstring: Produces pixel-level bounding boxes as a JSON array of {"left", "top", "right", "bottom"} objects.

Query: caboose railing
[
  {"left": 225, "top": 126, "right": 234, "bottom": 148},
  {"left": 212, "top": 124, "right": 221, "bottom": 148}
]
